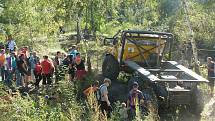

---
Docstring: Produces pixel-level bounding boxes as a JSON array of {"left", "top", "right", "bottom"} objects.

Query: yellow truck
[{"left": 102, "top": 30, "right": 208, "bottom": 114}]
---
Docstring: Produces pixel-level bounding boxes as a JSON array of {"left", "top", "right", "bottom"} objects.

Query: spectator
[
  {"left": 69, "top": 45, "right": 78, "bottom": 60},
  {"left": 6, "top": 35, "right": 16, "bottom": 52},
  {"left": 119, "top": 102, "right": 129, "bottom": 121},
  {"left": 29, "top": 51, "right": 40, "bottom": 82},
  {"left": 97, "top": 78, "right": 112, "bottom": 118},
  {"left": 54, "top": 51, "right": 62, "bottom": 83},
  {"left": 5, "top": 52, "right": 17, "bottom": 86},
  {"left": 83, "top": 81, "right": 99, "bottom": 97},
  {"left": 75, "top": 54, "right": 86, "bottom": 80},
  {"left": 207, "top": 57, "right": 214, "bottom": 95},
  {"left": 20, "top": 46, "right": 29, "bottom": 58},
  {"left": 34, "top": 62, "right": 42, "bottom": 88},
  {"left": 17, "top": 53, "right": 28, "bottom": 87},
  {"left": 127, "top": 82, "right": 145, "bottom": 120},
  {"left": 0, "top": 49, "right": 6, "bottom": 81},
  {"left": 4, "top": 52, "right": 13, "bottom": 86},
  {"left": 41, "top": 55, "right": 54, "bottom": 85},
  {"left": 63, "top": 55, "right": 76, "bottom": 81}
]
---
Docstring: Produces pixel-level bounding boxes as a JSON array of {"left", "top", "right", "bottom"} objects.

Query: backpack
[{"left": 96, "top": 84, "right": 106, "bottom": 101}]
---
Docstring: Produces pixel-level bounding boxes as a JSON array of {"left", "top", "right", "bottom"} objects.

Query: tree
[{"left": 182, "top": 0, "right": 200, "bottom": 73}]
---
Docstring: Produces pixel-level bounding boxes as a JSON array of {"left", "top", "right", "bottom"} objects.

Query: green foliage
[{"left": 0, "top": 81, "right": 83, "bottom": 121}]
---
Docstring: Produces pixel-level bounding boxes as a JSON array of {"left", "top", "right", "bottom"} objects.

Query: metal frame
[
  {"left": 125, "top": 60, "right": 209, "bottom": 83},
  {"left": 119, "top": 30, "right": 174, "bottom": 65}
]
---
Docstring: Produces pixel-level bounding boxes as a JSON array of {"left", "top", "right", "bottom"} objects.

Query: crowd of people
[
  {"left": 0, "top": 35, "right": 87, "bottom": 90},
  {"left": 0, "top": 35, "right": 160, "bottom": 120}
]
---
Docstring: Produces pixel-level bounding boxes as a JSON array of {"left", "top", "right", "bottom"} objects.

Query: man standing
[
  {"left": 17, "top": 53, "right": 28, "bottom": 87},
  {"left": 97, "top": 78, "right": 112, "bottom": 117},
  {"left": 207, "top": 57, "right": 214, "bottom": 95},
  {"left": 6, "top": 35, "right": 16, "bottom": 52},
  {"left": 41, "top": 55, "right": 54, "bottom": 85},
  {"left": 29, "top": 51, "right": 40, "bottom": 82},
  {"left": 54, "top": 51, "right": 62, "bottom": 83}
]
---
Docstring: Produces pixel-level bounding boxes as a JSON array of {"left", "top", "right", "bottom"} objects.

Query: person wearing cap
[
  {"left": 69, "top": 45, "right": 78, "bottom": 60},
  {"left": 97, "top": 78, "right": 112, "bottom": 117},
  {"left": 127, "top": 81, "right": 144, "bottom": 119}
]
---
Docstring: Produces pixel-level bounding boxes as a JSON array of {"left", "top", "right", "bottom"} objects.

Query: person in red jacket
[
  {"left": 34, "top": 62, "right": 42, "bottom": 88},
  {"left": 41, "top": 55, "right": 54, "bottom": 85}
]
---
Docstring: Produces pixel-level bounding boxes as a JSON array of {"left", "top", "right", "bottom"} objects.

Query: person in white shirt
[
  {"left": 6, "top": 35, "right": 16, "bottom": 52},
  {"left": 97, "top": 78, "right": 112, "bottom": 117}
]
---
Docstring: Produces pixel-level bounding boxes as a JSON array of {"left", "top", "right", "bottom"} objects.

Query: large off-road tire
[
  {"left": 190, "top": 86, "right": 204, "bottom": 115},
  {"left": 102, "top": 54, "right": 120, "bottom": 81}
]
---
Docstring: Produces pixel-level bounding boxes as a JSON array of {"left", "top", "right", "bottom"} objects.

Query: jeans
[
  {"left": 99, "top": 101, "right": 112, "bottom": 118},
  {"left": 16, "top": 70, "right": 22, "bottom": 87},
  {"left": 4, "top": 70, "right": 13, "bottom": 87},
  {"left": 42, "top": 73, "right": 52, "bottom": 85},
  {"left": 31, "top": 69, "right": 35, "bottom": 82},
  {"left": 35, "top": 73, "right": 42, "bottom": 87},
  {"left": 0, "top": 66, "right": 5, "bottom": 82}
]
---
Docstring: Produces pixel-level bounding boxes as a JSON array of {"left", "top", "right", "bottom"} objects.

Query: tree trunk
[
  {"left": 182, "top": 0, "right": 200, "bottom": 74},
  {"left": 76, "top": 17, "right": 81, "bottom": 44},
  {"left": 87, "top": 55, "right": 92, "bottom": 73},
  {"left": 90, "top": 0, "right": 96, "bottom": 37}
]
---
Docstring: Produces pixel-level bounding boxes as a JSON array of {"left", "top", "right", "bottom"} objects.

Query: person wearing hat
[
  {"left": 68, "top": 45, "right": 78, "bottom": 60},
  {"left": 97, "top": 78, "right": 112, "bottom": 117},
  {"left": 127, "top": 81, "right": 145, "bottom": 119}
]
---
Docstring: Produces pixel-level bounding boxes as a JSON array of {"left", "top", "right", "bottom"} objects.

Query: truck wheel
[
  {"left": 191, "top": 87, "right": 203, "bottom": 115},
  {"left": 102, "top": 55, "right": 120, "bottom": 81}
]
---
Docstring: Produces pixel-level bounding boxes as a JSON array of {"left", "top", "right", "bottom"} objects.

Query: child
[
  {"left": 83, "top": 81, "right": 99, "bottom": 97},
  {"left": 119, "top": 102, "right": 129, "bottom": 121},
  {"left": 34, "top": 62, "right": 42, "bottom": 88}
]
